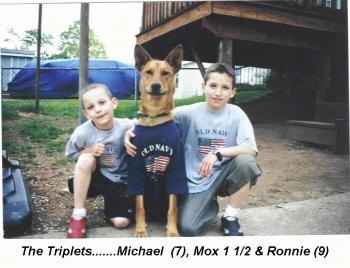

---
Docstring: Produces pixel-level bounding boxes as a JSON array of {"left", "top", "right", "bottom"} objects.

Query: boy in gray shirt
[
  {"left": 65, "top": 83, "right": 134, "bottom": 238},
  {"left": 173, "top": 63, "right": 261, "bottom": 236}
]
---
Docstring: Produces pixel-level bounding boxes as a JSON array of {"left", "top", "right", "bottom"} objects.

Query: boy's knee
[
  {"left": 179, "top": 218, "right": 203, "bottom": 237},
  {"left": 180, "top": 225, "right": 203, "bottom": 237},
  {"left": 235, "top": 154, "right": 256, "bottom": 167},
  {"left": 76, "top": 153, "right": 96, "bottom": 170},
  {"left": 233, "top": 154, "right": 260, "bottom": 177},
  {"left": 110, "top": 217, "right": 131, "bottom": 229}
]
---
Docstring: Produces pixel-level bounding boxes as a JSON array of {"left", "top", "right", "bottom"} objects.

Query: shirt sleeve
[
  {"left": 65, "top": 128, "right": 87, "bottom": 162},
  {"left": 236, "top": 112, "right": 258, "bottom": 153}
]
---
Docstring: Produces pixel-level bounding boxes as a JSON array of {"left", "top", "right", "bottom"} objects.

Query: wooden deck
[{"left": 135, "top": 0, "right": 348, "bottom": 123}]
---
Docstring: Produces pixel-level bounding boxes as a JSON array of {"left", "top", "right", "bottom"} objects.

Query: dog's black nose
[{"left": 151, "top": 83, "right": 162, "bottom": 95}]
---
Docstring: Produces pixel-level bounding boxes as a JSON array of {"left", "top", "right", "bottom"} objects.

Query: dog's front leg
[
  {"left": 135, "top": 195, "right": 148, "bottom": 237},
  {"left": 166, "top": 194, "right": 179, "bottom": 237}
]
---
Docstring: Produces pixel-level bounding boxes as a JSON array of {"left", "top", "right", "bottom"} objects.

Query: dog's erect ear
[
  {"left": 165, "top": 44, "right": 183, "bottom": 73},
  {"left": 134, "top": 44, "right": 152, "bottom": 72}
]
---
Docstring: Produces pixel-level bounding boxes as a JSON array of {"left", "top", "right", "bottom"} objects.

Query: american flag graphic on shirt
[
  {"left": 99, "top": 153, "right": 116, "bottom": 167},
  {"left": 198, "top": 137, "right": 226, "bottom": 154},
  {"left": 145, "top": 155, "right": 170, "bottom": 174}
]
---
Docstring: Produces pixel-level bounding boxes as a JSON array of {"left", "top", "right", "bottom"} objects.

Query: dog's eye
[
  {"left": 145, "top": 70, "right": 153, "bottom": 75},
  {"left": 161, "top": 71, "right": 170, "bottom": 76}
]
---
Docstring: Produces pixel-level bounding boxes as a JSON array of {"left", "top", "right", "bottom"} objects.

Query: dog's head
[{"left": 134, "top": 44, "right": 183, "bottom": 117}]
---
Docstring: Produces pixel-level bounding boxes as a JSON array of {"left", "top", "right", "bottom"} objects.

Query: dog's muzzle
[{"left": 148, "top": 83, "right": 166, "bottom": 96}]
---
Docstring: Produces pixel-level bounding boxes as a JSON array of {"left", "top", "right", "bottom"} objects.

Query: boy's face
[
  {"left": 82, "top": 88, "right": 117, "bottom": 130},
  {"left": 202, "top": 72, "right": 236, "bottom": 111}
]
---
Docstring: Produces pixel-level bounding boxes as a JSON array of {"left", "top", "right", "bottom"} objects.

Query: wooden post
[
  {"left": 316, "top": 51, "right": 331, "bottom": 102},
  {"left": 79, "top": 3, "right": 89, "bottom": 124},
  {"left": 188, "top": 42, "right": 206, "bottom": 79},
  {"left": 34, "top": 3, "right": 42, "bottom": 114},
  {"left": 218, "top": 38, "right": 233, "bottom": 66},
  {"left": 217, "top": 38, "right": 235, "bottom": 103}
]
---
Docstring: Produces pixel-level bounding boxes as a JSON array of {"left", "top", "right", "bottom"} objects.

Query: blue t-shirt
[{"left": 127, "top": 120, "right": 188, "bottom": 196}]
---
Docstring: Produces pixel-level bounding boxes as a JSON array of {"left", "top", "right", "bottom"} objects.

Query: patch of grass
[
  {"left": 288, "top": 141, "right": 306, "bottom": 150},
  {"left": 46, "top": 140, "right": 67, "bottom": 156},
  {"left": 2, "top": 87, "right": 270, "bottom": 120},
  {"left": 17, "top": 119, "right": 69, "bottom": 142},
  {"left": 1, "top": 99, "right": 79, "bottom": 120},
  {"left": 40, "top": 99, "right": 79, "bottom": 118},
  {"left": 175, "top": 95, "right": 205, "bottom": 107},
  {"left": 236, "top": 89, "right": 272, "bottom": 103},
  {"left": 1, "top": 105, "right": 20, "bottom": 119},
  {"left": 2, "top": 139, "right": 37, "bottom": 160},
  {"left": 115, "top": 99, "right": 139, "bottom": 118},
  {"left": 2, "top": 88, "right": 270, "bottom": 158},
  {"left": 52, "top": 158, "right": 70, "bottom": 167}
]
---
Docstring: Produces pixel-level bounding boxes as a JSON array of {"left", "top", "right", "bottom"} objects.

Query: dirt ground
[{"left": 3, "top": 114, "right": 349, "bottom": 236}]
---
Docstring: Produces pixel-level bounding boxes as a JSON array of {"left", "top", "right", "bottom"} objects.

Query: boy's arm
[
  {"left": 217, "top": 145, "right": 257, "bottom": 158},
  {"left": 76, "top": 142, "right": 106, "bottom": 158},
  {"left": 65, "top": 138, "right": 106, "bottom": 162},
  {"left": 124, "top": 128, "right": 137, "bottom": 157},
  {"left": 198, "top": 145, "right": 256, "bottom": 178}
]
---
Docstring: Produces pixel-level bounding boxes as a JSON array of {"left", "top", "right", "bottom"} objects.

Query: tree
[
  {"left": 51, "top": 20, "right": 107, "bottom": 59},
  {"left": 3, "top": 27, "right": 21, "bottom": 49},
  {"left": 21, "top": 29, "right": 54, "bottom": 59}
]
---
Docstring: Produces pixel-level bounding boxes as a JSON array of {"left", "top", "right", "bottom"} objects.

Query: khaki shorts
[{"left": 179, "top": 154, "right": 262, "bottom": 236}]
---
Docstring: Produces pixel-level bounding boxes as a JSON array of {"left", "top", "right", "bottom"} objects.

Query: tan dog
[{"left": 128, "top": 44, "right": 188, "bottom": 237}]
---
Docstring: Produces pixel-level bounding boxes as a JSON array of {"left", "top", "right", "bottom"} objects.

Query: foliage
[
  {"left": 4, "top": 22, "right": 107, "bottom": 60},
  {"left": 22, "top": 29, "right": 54, "bottom": 59},
  {"left": 51, "top": 21, "right": 107, "bottom": 59}
]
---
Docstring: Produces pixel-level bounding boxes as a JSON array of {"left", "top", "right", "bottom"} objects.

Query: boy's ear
[
  {"left": 111, "top": 97, "right": 118, "bottom": 109},
  {"left": 82, "top": 109, "right": 90, "bottom": 120},
  {"left": 231, "top": 87, "right": 237, "bottom": 98}
]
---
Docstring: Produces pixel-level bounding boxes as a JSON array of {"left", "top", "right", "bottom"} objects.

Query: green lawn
[
  {"left": 1, "top": 88, "right": 270, "bottom": 160},
  {"left": 2, "top": 88, "right": 270, "bottom": 120}
]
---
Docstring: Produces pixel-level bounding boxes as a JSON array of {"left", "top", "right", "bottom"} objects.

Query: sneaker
[
  {"left": 67, "top": 217, "right": 87, "bottom": 238},
  {"left": 221, "top": 216, "right": 244, "bottom": 236}
]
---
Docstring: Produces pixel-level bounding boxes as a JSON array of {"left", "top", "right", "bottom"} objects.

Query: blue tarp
[{"left": 7, "top": 59, "right": 139, "bottom": 99}]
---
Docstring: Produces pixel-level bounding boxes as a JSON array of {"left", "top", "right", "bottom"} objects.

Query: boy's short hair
[
  {"left": 204, "top": 63, "right": 236, "bottom": 88},
  {"left": 80, "top": 83, "right": 113, "bottom": 108}
]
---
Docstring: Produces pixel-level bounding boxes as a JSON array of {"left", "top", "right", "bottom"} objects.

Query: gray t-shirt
[
  {"left": 173, "top": 102, "right": 258, "bottom": 193},
  {"left": 65, "top": 118, "right": 134, "bottom": 183}
]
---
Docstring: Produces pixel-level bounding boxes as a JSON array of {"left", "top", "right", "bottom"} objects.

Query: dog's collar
[{"left": 137, "top": 111, "right": 170, "bottom": 119}]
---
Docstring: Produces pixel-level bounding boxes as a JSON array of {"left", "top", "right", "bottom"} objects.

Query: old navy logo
[
  {"left": 141, "top": 143, "right": 174, "bottom": 157},
  {"left": 196, "top": 128, "right": 228, "bottom": 136}
]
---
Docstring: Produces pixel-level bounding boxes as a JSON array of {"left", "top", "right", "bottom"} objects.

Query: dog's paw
[
  {"left": 135, "top": 223, "right": 148, "bottom": 237},
  {"left": 166, "top": 226, "right": 179, "bottom": 237},
  {"left": 135, "top": 229, "right": 148, "bottom": 238},
  {"left": 166, "top": 231, "right": 179, "bottom": 237}
]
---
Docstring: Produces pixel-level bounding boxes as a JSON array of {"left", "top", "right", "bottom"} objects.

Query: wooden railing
[
  {"left": 140, "top": 0, "right": 347, "bottom": 32},
  {"left": 140, "top": 1, "right": 202, "bottom": 32}
]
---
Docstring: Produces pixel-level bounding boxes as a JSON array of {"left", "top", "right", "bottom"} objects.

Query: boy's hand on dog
[
  {"left": 124, "top": 129, "right": 137, "bottom": 157},
  {"left": 198, "top": 153, "right": 217, "bottom": 178}
]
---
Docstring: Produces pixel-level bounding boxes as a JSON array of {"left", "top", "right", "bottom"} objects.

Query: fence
[{"left": 1, "top": 65, "right": 270, "bottom": 101}]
